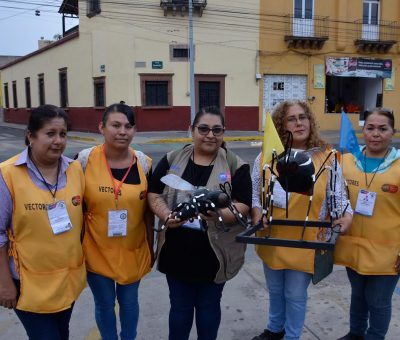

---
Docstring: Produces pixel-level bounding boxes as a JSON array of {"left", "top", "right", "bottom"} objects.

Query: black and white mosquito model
[
  {"left": 237, "top": 132, "right": 350, "bottom": 251},
  {"left": 154, "top": 174, "right": 247, "bottom": 232}
]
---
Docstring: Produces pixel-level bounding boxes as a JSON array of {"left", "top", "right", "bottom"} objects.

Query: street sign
[{"left": 152, "top": 61, "right": 163, "bottom": 69}]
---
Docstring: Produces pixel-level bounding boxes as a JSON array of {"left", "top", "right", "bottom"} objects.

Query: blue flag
[{"left": 339, "top": 110, "right": 360, "bottom": 158}]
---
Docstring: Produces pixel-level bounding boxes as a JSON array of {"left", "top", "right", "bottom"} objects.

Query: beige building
[
  {"left": 0, "top": 0, "right": 260, "bottom": 131},
  {"left": 260, "top": 0, "right": 400, "bottom": 130}
]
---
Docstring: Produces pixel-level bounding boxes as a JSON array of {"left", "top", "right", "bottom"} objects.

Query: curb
[
  {"left": 148, "top": 136, "right": 263, "bottom": 144},
  {"left": 69, "top": 135, "right": 98, "bottom": 142}
]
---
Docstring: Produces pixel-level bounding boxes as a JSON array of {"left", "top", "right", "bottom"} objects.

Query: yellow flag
[{"left": 262, "top": 111, "right": 284, "bottom": 165}]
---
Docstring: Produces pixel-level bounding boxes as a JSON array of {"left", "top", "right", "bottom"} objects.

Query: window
[
  {"left": 59, "top": 68, "right": 68, "bottom": 108},
  {"left": 363, "top": 0, "right": 379, "bottom": 25},
  {"left": 195, "top": 75, "right": 226, "bottom": 113},
  {"left": 170, "top": 44, "right": 194, "bottom": 62},
  {"left": 87, "top": 0, "right": 101, "bottom": 17},
  {"left": 294, "top": 0, "right": 313, "bottom": 19},
  {"left": 199, "top": 82, "right": 220, "bottom": 109},
  {"left": 174, "top": 48, "right": 189, "bottom": 58},
  {"left": 3, "top": 83, "right": 9, "bottom": 109},
  {"left": 25, "top": 78, "right": 31, "bottom": 109},
  {"left": 12, "top": 81, "right": 18, "bottom": 108},
  {"left": 38, "top": 74, "right": 45, "bottom": 106},
  {"left": 93, "top": 77, "right": 105, "bottom": 107},
  {"left": 140, "top": 74, "right": 173, "bottom": 107}
]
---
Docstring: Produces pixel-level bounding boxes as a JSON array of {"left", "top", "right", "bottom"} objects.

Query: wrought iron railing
[
  {"left": 160, "top": 0, "right": 207, "bottom": 7},
  {"left": 354, "top": 19, "right": 398, "bottom": 42},
  {"left": 284, "top": 15, "right": 329, "bottom": 39}
]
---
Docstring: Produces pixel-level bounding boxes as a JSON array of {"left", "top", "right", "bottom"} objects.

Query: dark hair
[
  {"left": 102, "top": 103, "right": 135, "bottom": 126},
  {"left": 191, "top": 106, "right": 225, "bottom": 130},
  {"left": 25, "top": 105, "right": 68, "bottom": 145},
  {"left": 365, "top": 107, "right": 395, "bottom": 129}
]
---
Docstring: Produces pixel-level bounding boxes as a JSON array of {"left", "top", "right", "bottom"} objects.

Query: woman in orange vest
[
  {"left": 77, "top": 103, "right": 153, "bottom": 340},
  {"left": 0, "top": 105, "right": 86, "bottom": 339},
  {"left": 251, "top": 100, "right": 352, "bottom": 340},
  {"left": 335, "top": 108, "right": 400, "bottom": 340}
]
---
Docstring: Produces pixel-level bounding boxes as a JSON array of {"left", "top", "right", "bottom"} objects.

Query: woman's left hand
[
  {"left": 395, "top": 255, "right": 400, "bottom": 273},
  {"left": 333, "top": 213, "right": 353, "bottom": 235}
]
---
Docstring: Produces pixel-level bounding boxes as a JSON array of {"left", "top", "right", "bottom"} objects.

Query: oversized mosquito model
[
  {"left": 236, "top": 133, "right": 350, "bottom": 251},
  {"left": 154, "top": 173, "right": 248, "bottom": 232}
]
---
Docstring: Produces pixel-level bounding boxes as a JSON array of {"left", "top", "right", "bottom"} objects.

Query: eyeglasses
[
  {"left": 195, "top": 125, "right": 225, "bottom": 136},
  {"left": 286, "top": 114, "right": 309, "bottom": 125}
]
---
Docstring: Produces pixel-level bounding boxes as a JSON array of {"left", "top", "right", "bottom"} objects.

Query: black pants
[{"left": 13, "top": 280, "right": 74, "bottom": 340}]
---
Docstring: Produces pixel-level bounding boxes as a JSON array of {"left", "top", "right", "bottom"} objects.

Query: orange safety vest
[
  {"left": 83, "top": 145, "right": 151, "bottom": 284},
  {"left": 1, "top": 156, "right": 86, "bottom": 313},
  {"left": 256, "top": 150, "right": 330, "bottom": 274},
  {"left": 334, "top": 153, "right": 400, "bottom": 275}
]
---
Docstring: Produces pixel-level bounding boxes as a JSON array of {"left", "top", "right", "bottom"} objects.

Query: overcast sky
[{"left": 0, "top": 0, "right": 78, "bottom": 56}]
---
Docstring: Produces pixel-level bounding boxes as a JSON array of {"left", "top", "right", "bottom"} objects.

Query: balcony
[
  {"left": 354, "top": 20, "right": 398, "bottom": 53},
  {"left": 284, "top": 15, "right": 329, "bottom": 49},
  {"left": 160, "top": 0, "right": 207, "bottom": 17}
]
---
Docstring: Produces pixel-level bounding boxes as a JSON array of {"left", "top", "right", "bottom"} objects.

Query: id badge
[
  {"left": 355, "top": 189, "right": 377, "bottom": 217},
  {"left": 182, "top": 219, "right": 204, "bottom": 232},
  {"left": 273, "top": 182, "right": 290, "bottom": 209},
  {"left": 47, "top": 200, "right": 73, "bottom": 235},
  {"left": 108, "top": 210, "right": 128, "bottom": 237}
]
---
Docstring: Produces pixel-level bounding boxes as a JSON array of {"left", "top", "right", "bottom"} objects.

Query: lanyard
[
  {"left": 363, "top": 149, "right": 388, "bottom": 189},
  {"left": 30, "top": 153, "right": 60, "bottom": 201},
  {"left": 102, "top": 145, "right": 135, "bottom": 208}
]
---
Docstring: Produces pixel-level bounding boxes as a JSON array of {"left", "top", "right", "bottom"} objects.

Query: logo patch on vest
[
  {"left": 381, "top": 184, "right": 398, "bottom": 193},
  {"left": 219, "top": 171, "right": 231, "bottom": 182},
  {"left": 347, "top": 179, "right": 359, "bottom": 186},
  {"left": 72, "top": 195, "right": 81, "bottom": 206},
  {"left": 139, "top": 190, "right": 147, "bottom": 200}
]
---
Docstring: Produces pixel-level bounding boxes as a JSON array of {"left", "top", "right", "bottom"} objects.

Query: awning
[{"left": 326, "top": 57, "right": 392, "bottom": 79}]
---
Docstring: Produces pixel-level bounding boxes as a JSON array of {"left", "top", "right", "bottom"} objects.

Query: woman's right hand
[
  {"left": 163, "top": 212, "right": 187, "bottom": 229},
  {"left": 0, "top": 279, "right": 17, "bottom": 309}
]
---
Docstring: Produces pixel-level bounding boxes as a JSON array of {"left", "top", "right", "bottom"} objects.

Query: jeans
[
  {"left": 87, "top": 271, "right": 140, "bottom": 340},
  {"left": 14, "top": 279, "right": 74, "bottom": 340},
  {"left": 263, "top": 263, "right": 312, "bottom": 340},
  {"left": 346, "top": 267, "right": 400, "bottom": 340},
  {"left": 166, "top": 275, "right": 225, "bottom": 340}
]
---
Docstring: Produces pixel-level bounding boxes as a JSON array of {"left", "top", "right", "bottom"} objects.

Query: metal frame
[{"left": 236, "top": 220, "right": 340, "bottom": 250}]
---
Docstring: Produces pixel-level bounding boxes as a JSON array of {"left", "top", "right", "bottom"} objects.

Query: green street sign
[{"left": 152, "top": 61, "right": 163, "bottom": 69}]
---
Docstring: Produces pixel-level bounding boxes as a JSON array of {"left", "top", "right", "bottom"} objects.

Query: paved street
[{"left": 0, "top": 125, "right": 400, "bottom": 339}]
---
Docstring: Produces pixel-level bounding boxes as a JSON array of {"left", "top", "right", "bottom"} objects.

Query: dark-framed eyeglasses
[{"left": 195, "top": 125, "right": 225, "bottom": 136}]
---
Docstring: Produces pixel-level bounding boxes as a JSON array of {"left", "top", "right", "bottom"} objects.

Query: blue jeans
[
  {"left": 13, "top": 279, "right": 74, "bottom": 340},
  {"left": 346, "top": 267, "right": 400, "bottom": 340},
  {"left": 263, "top": 263, "right": 312, "bottom": 340},
  {"left": 87, "top": 271, "right": 140, "bottom": 340},
  {"left": 166, "top": 275, "right": 225, "bottom": 340}
]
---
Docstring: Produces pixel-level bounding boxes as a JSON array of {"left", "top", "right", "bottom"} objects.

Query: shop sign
[
  {"left": 326, "top": 57, "right": 392, "bottom": 79},
  {"left": 313, "top": 64, "right": 325, "bottom": 89}
]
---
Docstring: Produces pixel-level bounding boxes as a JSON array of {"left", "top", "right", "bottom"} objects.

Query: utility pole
[{"left": 189, "top": 0, "right": 195, "bottom": 124}]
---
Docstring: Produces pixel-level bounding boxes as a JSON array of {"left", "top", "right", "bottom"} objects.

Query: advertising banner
[{"left": 326, "top": 57, "right": 392, "bottom": 78}]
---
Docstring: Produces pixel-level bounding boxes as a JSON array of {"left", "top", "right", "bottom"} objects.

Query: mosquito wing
[{"left": 161, "top": 174, "right": 195, "bottom": 192}]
